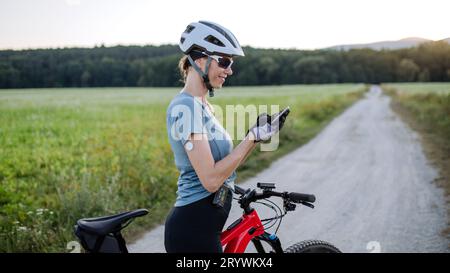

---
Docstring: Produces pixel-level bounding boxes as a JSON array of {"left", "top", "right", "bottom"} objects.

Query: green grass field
[
  {"left": 382, "top": 83, "right": 450, "bottom": 95},
  {"left": 0, "top": 84, "right": 366, "bottom": 252},
  {"left": 383, "top": 83, "right": 450, "bottom": 138},
  {"left": 383, "top": 82, "right": 450, "bottom": 237}
]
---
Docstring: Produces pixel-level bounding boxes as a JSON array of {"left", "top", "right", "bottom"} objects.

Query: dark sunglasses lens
[{"left": 218, "top": 57, "right": 232, "bottom": 69}]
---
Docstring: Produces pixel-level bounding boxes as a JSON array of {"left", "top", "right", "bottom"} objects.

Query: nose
[{"left": 225, "top": 66, "right": 233, "bottom": 76}]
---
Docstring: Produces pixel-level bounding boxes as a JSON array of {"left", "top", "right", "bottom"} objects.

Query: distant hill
[
  {"left": 440, "top": 37, "right": 450, "bottom": 44},
  {"left": 325, "top": 37, "right": 450, "bottom": 51}
]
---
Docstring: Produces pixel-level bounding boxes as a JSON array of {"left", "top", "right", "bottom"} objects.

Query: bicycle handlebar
[{"left": 233, "top": 185, "right": 315, "bottom": 205}]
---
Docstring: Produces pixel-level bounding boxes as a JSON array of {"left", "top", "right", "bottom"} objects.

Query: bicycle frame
[{"left": 220, "top": 209, "right": 284, "bottom": 253}]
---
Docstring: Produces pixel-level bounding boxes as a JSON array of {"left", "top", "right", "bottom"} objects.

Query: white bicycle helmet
[
  {"left": 179, "top": 21, "right": 245, "bottom": 97},
  {"left": 179, "top": 21, "right": 245, "bottom": 57}
]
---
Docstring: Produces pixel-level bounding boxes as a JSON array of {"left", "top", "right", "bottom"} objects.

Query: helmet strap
[{"left": 187, "top": 55, "right": 215, "bottom": 97}]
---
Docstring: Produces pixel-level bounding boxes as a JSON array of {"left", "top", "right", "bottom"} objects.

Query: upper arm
[
  {"left": 184, "top": 133, "right": 217, "bottom": 192},
  {"left": 169, "top": 97, "right": 219, "bottom": 192}
]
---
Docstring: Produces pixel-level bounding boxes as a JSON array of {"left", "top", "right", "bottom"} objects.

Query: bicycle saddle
[{"left": 77, "top": 209, "right": 148, "bottom": 236}]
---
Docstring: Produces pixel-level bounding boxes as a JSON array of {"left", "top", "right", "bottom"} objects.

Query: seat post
[{"left": 114, "top": 232, "right": 128, "bottom": 253}]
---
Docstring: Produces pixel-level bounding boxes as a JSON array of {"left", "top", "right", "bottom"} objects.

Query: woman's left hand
[{"left": 247, "top": 113, "right": 280, "bottom": 143}]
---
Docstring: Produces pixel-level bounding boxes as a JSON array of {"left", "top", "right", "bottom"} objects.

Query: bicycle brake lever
[{"left": 300, "top": 201, "right": 315, "bottom": 209}]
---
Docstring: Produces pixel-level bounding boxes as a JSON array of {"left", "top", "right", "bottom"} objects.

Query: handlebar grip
[{"left": 288, "top": 192, "right": 316, "bottom": 203}]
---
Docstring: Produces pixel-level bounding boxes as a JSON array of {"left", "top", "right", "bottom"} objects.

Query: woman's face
[{"left": 196, "top": 56, "right": 233, "bottom": 89}]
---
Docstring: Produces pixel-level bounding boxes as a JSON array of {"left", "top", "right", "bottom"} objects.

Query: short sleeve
[{"left": 168, "top": 97, "right": 205, "bottom": 145}]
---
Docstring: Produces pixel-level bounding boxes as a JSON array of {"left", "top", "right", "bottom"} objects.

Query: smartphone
[{"left": 271, "top": 106, "right": 290, "bottom": 125}]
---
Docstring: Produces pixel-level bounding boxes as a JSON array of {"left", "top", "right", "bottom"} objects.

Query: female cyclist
[{"left": 164, "top": 20, "right": 286, "bottom": 253}]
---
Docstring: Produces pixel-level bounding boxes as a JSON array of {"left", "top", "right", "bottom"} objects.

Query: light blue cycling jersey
[{"left": 166, "top": 90, "right": 236, "bottom": 207}]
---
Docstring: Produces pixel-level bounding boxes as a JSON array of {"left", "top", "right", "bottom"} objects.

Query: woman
[{"left": 164, "top": 21, "right": 285, "bottom": 253}]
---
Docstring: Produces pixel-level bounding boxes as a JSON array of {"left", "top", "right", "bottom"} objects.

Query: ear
[{"left": 195, "top": 57, "right": 206, "bottom": 70}]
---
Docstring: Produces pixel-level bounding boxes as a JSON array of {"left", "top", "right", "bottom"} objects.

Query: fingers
[
  {"left": 257, "top": 113, "right": 270, "bottom": 126},
  {"left": 270, "top": 123, "right": 280, "bottom": 134}
]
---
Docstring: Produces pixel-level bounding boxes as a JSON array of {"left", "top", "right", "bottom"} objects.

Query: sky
[{"left": 0, "top": 0, "right": 449, "bottom": 50}]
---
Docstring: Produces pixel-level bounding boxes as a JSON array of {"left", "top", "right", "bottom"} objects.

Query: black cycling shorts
[{"left": 164, "top": 189, "right": 233, "bottom": 253}]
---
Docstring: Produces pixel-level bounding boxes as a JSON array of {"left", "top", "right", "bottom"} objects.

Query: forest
[{"left": 0, "top": 41, "right": 449, "bottom": 89}]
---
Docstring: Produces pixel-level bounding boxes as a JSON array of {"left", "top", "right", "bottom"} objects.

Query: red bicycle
[
  {"left": 74, "top": 183, "right": 340, "bottom": 253},
  {"left": 221, "top": 182, "right": 340, "bottom": 253}
]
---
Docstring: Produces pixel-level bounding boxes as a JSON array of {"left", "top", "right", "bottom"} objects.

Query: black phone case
[
  {"left": 271, "top": 107, "right": 290, "bottom": 128},
  {"left": 212, "top": 186, "right": 229, "bottom": 208}
]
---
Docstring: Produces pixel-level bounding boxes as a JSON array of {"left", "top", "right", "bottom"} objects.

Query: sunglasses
[
  {"left": 191, "top": 50, "right": 234, "bottom": 69},
  {"left": 202, "top": 52, "right": 233, "bottom": 69}
]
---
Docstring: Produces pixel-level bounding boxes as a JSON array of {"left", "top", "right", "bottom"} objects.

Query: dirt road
[{"left": 129, "top": 85, "right": 448, "bottom": 253}]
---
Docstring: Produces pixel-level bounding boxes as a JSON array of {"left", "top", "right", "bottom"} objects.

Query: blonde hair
[{"left": 178, "top": 55, "right": 190, "bottom": 83}]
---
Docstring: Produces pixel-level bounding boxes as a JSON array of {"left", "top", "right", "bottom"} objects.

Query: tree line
[{"left": 0, "top": 41, "right": 449, "bottom": 89}]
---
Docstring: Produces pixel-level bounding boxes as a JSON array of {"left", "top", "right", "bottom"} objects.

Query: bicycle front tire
[{"left": 284, "top": 240, "right": 341, "bottom": 253}]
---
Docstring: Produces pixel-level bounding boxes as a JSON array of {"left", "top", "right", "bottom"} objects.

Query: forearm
[
  {"left": 208, "top": 135, "right": 256, "bottom": 191},
  {"left": 239, "top": 141, "right": 256, "bottom": 167}
]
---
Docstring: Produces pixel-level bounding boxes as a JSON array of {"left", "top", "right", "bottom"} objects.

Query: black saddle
[
  {"left": 74, "top": 209, "right": 148, "bottom": 253},
  {"left": 77, "top": 209, "right": 148, "bottom": 236}
]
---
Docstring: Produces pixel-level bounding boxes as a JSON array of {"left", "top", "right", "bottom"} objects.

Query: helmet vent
[
  {"left": 199, "top": 21, "right": 237, "bottom": 48},
  {"left": 204, "top": 35, "right": 225, "bottom": 47},
  {"left": 184, "top": 25, "right": 195, "bottom": 34}
]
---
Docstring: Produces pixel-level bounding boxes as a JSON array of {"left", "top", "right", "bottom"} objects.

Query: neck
[{"left": 184, "top": 70, "right": 208, "bottom": 99}]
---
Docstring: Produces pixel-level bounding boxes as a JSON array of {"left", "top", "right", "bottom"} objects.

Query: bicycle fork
[{"left": 252, "top": 232, "right": 284, "bottom": 253}]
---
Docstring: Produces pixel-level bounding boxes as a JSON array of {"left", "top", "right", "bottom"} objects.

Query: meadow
[
  {"left": 383, "top": 82, "right": 450, "bottom": 236},
  {"left": 383, "top": 83, "right": 449, "bottom": 141},
  {"left": 0, "top": 84, "right": 366, "bottom": 252}
]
